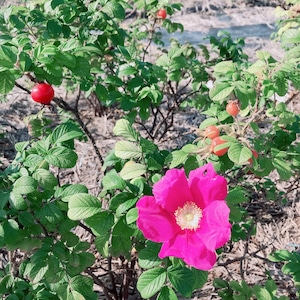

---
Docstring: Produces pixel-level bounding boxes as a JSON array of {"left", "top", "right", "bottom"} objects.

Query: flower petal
[
  {"left": 158, "top": 232, "right": 217, "bottom": 270},
  {"left": 137, "top": 196, "right": 180, "bottom": 242},
  {"left": 153, "top": 168, "right": 193, "bottom": 212},
  {"left": 188, "top": 163, "right": 227, "bottom": 208},
  {"left": 197, "top": 201, "right": 231, "bottom": 251}
]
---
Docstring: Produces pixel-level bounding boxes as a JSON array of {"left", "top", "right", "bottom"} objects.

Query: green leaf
[
  {"left": 169, "top": 150, "right": 189, "bottom": 168},
  {"left": 33, "top": 168, "right": 58, "bottom": 190},
  {"left": 268, "top": 250, "right": 294, "bottom": 262},
  {"left": 29, "top": 263, "right": 49, "bottom": 284},
  {"left": 214, "top": 61, "right": 235, "bottom": 74},
  {"left": 253, "top": 285, "right": 272, "bottom": 300},
  {"left": 0, "top": 71, "right": 17, "bottom": 94},
  {"left": 47, "top": 19, "right": 62, "bottom": 38},
  {"left": 69, "top": 275, "right": 94, "bottom": 295},
  {"left": 72, "top": 56, "right": 90, "bottom": 77},
  {"left": 137, "top": 268, "right": 167, "bottom": 299},
  {"left": 281, "top": 28, "right": 300, "bottom": 45},
  {"left": 102, "top": 0, "right": 125, "bottom": 19},
  {"left": 126, "top": 208, "right": 138, "bottom": 224},
  {"left": 191, "top": 268, "right": 208, "bottom": 290},
  {"left": 115, "top": 141, "right": 142, "bottom": 159},
  {"left": 111, "top": 217, "right": 134, "bottom": 257},
  {"left": 118, "top": 63, "right": 137, "bottom": 77},
  {"left": 113, "top": 119, "right": 139, "bottom": 141},
  {"left": 58, "top": 184, "right": 88, "bottom": 201},
  {"left": 55, "top": 51, "right": 76, "bottom": 68},
  {"left": 199, "top": 117, "right": 218, "bottom": 130},
  {"left": 9, "top": 192, "right": 28, "bottom": 210},
  {"left": 119, "top": 161, "right": 146, "bottom": 180},
  {"left": 45, "top": 147, "right": 78, "bottom": 168},
  {"left": 209, "top": 83, "right": 234, "bottom": 101},
  {"left": 138, "top": 242, "right": 162, "bottom": 269},
  {"left": 85, "top": 211, "right": 114, "bottom": 236},
  {"left": 157, "top": 286, "right": 178, "bottom": 300},
  {"left": 13, "top": 176, "right": 37, "bottom": 194},
  {"left": 68, "top": 193, "right": 101, "bottom": 220},
  {"left": 51, "top": 122, "right": 83, "bottom": 144},
  {"left": 168, "top": 266, "right": 194, "bottom": 298},
  {"left": 102, "top": 170, "right": 126, "bottom": 190},
  {"left": 228, "top": 144, "right": 252, "bottom": 164},
  {"left": 95, "top": 233, "right": 110, "bottom": 257},
  {"left": 0, "top": 45, "right": 17, "bottom": 67},
  {"left": 272, "top": 157, "right": 292, "bottom": 180},
  {"left": 226, "top": 187, "right": 249, "bottom": 205},
  {"left": 38, "top": 202, "right": 64, "bottom": 224}
]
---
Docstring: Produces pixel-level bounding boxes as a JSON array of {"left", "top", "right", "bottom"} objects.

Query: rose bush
[{"left": 0, "top": 0, "right": 299, "bottom": 299}]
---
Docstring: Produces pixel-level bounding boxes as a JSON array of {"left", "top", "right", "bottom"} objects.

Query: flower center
[{"left": 174, "top": 202, "right": 202, "bottom": 230}]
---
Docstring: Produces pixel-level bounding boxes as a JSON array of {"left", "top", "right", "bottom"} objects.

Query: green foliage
[
  {"left": 0, "top": 0, "right": 299, "bottom": 299},
  {"left": 214, "top": 278, "right": 289, "bottom": 300}
]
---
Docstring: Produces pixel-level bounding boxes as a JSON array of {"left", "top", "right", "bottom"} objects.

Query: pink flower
[{"left": 136, "top": 163, "right": 231, "bottom": 270}]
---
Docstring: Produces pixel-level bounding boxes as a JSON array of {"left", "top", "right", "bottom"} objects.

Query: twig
[
  {"left": 14, "top": 81, "right": 105, "bottom": 166},
  {"left": 85, "top": 268, "right": 114, "bottom": 300}
]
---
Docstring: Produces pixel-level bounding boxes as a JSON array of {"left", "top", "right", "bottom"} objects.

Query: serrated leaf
[
  {"left": 191, "top": 269, "right": 208, "bottom": 290},
  {"left": 51, "top": 122, "right": 83, "bottom": 144},
  {"left": 68, "top": 193, "right": 101, "bottom": 220},
  {"left": 138, "top": 242, "right": 162, "bottom": 269},
  {"left": 38, "top": 202, "right": 64, "bottom": 224},
  {"left": 13, "top": 176, "right": 37, "bottom": 194},
  {"left": 214, "top": 61, "right": 235, "bottom": 74},
  {"left": 281, "top": 28, "right": 300, "bottom": 45},
  {"left": 118, "top": 63, "right": 136, "bottom": 76},
  {"left": 33, "top": 168, "right": 58, "bottom": 190},
  {"left": 226, "top": 187, "right": 248, "bottom": 205},
  {"left": 209, "top": 83, "right": 234, "bottom": 101},
  {"left": 272, "top": 157, "right": 292, "bottom": 180},
  {"left": 59, "top": 184, "right": 88, "bottom": 202},
  {"left": 168, "top": 266, "right": 194, "bottom": 298},
  {"left": 45, "top": 147, "right": 78, "bottom": 168},
  {"left": 268, "top": 250, "right": 294, "bottom": 262},
  {"left": 102, "top": 0, "right": 125, "bottom": 19},
  {"left": 0, "top": 45, "right": 17, "bottom": 67},
  {"left": 119, "top": 161, "right": 146, "bottom": 180},
  {"left": 113, "top": 119, "right": 139, "bottom": 141},
  {"left": 253, "top": 285, "right": 272, "bottom": 300},
  {"left": 169, "top": 150, "right": 189, "bottom": 168},
  {"left": 0, "top": 71, "right": 17, "bottom": 94},
  {"left": 47, "top": 19, "right": 62, "bottom": 38},
  {"left": 228, "top": 144, "right": 252, "bottom": 164},
  {"left": 29, "top": 263, "right": 49, "bottom": 284},
  {"left": 9, "top": 192, "right": 27, "bottom": 210},
  {"left": 102, "top": 170, "right": 126, "bottom": 190},
  {"left": 157, "top": 286, "right": 178, "bottom": 300},
  {"left": 70, "top": 275, "right": 94, "bottom": 292},
  {"left": 85, "top": 211, "right": 114, "bottom": 236},
  {"left": 95, "top": 233, "right": 110, "bottom": 257},
  {"left": 126, "top": 208, "right": 138, "bottom": 224},
  {"left": 199, "top": 118, "right": 218, "bottom": 130},
  {"left": 115, "top": 141, "right": 142, "bottom": 159},
  {"left": 137, "top": 268, "right": 167, "bottom": 299}
]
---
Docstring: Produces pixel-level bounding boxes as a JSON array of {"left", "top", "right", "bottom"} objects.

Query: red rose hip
[
  {"left": 157, "top": 8, "right": 167, "bottom": 19},
  {"left": 31, "top": 83, "right": 54, "bottom": 105}
]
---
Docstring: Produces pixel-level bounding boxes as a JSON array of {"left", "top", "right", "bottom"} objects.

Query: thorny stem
[
  {"left": 108, "top": 256, "right": 118, "bottom": 300},
  {"left": 86, "top": 268, "right": 114, "bottom": 300},
  {"left": 14, "top": 81, "right": 105, "bottom": 166},
  {"left": 142, "top": 17, "right": 157, "bottom": 62}
]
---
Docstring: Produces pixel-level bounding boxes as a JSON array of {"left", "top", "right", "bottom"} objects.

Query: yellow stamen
[{"left": 174, "top": 202, "right": 202, "bottom": 230}]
